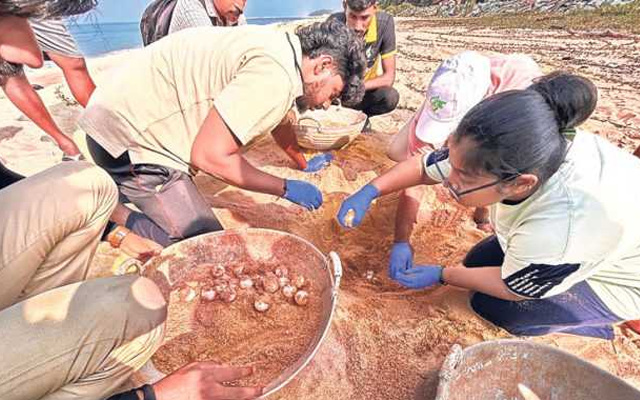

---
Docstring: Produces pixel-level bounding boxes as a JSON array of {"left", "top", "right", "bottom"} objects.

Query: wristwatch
[{"left": 108, "top": 226, "right": 130, "bottom": 249}]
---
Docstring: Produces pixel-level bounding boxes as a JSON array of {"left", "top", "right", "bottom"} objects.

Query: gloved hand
[
  {"left": 393, "top": 265, "right": 443, "bottom": 290},
  {"left": 336, "top": 183, "right": 380, "bottom": 228},
  {"left": 283, "top": 179, "right": 323, "bottom": 210},
  {"left": 389, "top": 242, "right": 413, "bottom": 280},
  {"left": 304, "top": 153, "right": 333, "bottom": 173}
]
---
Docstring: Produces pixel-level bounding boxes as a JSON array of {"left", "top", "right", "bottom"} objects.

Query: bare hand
[
  {"left": 120, "top": 232, "right": 163, "bottom": 263},
  {"left": 153, "top": 362, "right": 264, "bottom": 400}
]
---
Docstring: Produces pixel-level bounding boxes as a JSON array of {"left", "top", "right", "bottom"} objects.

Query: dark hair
[
  {"left": 452, "top": 72, "right": 598, "bottom": 184},
  {"left": 0, "top": 0, "right": 97, "bottom": 18},
  {"left": 346, "top": 0, "right": 377, "bottom": 11},
  {"left": 296, "top": 19, "right": 366, "bottom": 106}
]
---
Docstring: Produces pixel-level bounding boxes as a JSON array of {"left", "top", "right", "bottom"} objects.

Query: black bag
[{"left": 140, "top": 0, "right": 178, "bottom": 46}]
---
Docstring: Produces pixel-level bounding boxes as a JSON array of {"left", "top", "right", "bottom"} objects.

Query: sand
[{"left": 2, "top": 18, "right": 640, "bottom": 400}]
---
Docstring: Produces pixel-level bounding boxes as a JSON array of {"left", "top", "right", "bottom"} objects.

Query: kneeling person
[
  {"left": 80, "top": 20, "right": 366, "bottom": 246},
  {"left": 330, "top": 0, "right": 398, "bottom": 118}
]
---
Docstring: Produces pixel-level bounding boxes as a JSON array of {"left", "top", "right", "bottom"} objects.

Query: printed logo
[{"left": 430, "top": 96, "right": 447, "bottom": 113}]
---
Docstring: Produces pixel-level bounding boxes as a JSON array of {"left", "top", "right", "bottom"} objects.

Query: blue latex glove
[
  {"left": 284, "top": 179, "right": 323, "bottom": 210},
  {"left": 389, "top": 242, "right": 413, "bottom": 280},
  {"left": 394, "top": 265, "right": 443, "bottom": 289},
  {"left": 336, "top": 184, "right": 380, "bottom": 228},
  {"left": 304, "top": 153, "right": 333, "bottom": 173}
]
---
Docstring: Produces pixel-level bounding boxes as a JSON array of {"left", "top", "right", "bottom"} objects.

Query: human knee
[
  {"left": 127, "top": 277, "right": 168, "bottom": 330},
  {"left": 383, "top": 87, "right": 400, "bottom": 111},
  {"left": 386, "top": 144, "right": 406, "bottom": 162},
  {"left": 470, "top": 293, "right": 529, "bottom": 336},
  {"left": 57, "top": 55, "right": 88, "bottom": 72}
]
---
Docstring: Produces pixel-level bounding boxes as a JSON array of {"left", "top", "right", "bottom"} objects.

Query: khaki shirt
[{"left": 79, "top": 26, "right": 303, "bottom": 173}]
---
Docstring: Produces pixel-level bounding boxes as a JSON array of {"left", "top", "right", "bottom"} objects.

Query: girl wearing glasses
[{"left": 337, "top": 72, "right": 640, "bottom": 339}]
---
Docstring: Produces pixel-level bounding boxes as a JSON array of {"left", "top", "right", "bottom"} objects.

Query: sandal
[{"left": 62, "top": 153, "right": 86, "bottom": 162}]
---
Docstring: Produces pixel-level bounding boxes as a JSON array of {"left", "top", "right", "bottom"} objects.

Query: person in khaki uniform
[
  {"left": 80, "top": 20, "right": 366, "bottom": 247},
  {"left": 0, "top": 3, "right": 288, "bottom": 400},
  {"left": 0, "top": 162, "right": 265, "bottom": 400}
]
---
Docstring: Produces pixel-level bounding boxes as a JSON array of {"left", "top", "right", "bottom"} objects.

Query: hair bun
[{"left": 529, "top": 72, "right": 598, "bottom": 132}]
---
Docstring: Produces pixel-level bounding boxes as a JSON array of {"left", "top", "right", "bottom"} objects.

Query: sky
[{"left": 85, "top": 0, "right": 344, "bottom": 23}]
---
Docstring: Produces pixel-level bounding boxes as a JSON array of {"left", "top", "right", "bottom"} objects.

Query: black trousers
[
  {"left": 463, "top": 236, "right": 620, "bottom": 339},
  {"left": 351, "top": 86, "right": 399, "bottom": 117},
  {"left": 0, "top": 162, "right": 24, "bottom": 190}
]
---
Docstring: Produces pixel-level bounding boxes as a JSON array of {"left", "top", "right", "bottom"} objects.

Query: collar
[
  {"left": 204, "top": 0, "right": 220, "bottom": 19},
  {"left": 364, "top": 12, "right": 378, "bottom": 44},
  {"left": 286, "top": 33, "right": 304, "bottom": 98}
]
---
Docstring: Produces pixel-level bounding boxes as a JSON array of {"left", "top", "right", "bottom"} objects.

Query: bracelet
[
  {"left": 141, "top": 384, "right": 156, "bottom": 400},
  {"left": 107, "top": 226, "right": 130, "bottom": 249}
]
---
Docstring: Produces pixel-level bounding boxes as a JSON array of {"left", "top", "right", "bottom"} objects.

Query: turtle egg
[
  {"left": 201, "top": 288, "right": 217, "bottom": 302},
  {"left": 254, "top": 299, "right": 270, "bottom": 313},
  {"left": 182, "top": 288, "right": 197, "bottom": 303},
  {"left": 293, "top": 274, "right": 306, "bottom": 289},
  {"left": 220, "top": 288, "right": 237, "bottom": 303},
  {"left": 294, "top": 290, "right": 309, "bottom": 306},
  {"left": 282, "top": 284, "right": 297, "bottom": 299},
  {"left": 274, "top": 267, "right": 289, "bottom": 278},
  {"left": 263, "top": 275, "right": 280, "bottom": 294},
  {"left": 240, "top": 276, "right": 254, "bottom": 289},
  {"left": 278, "top": 276, "right": 290, "bottom": 288}
]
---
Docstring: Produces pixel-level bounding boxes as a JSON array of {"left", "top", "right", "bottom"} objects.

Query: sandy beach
[{"left": 2, "top": 17, "right": 640, "bottom": 400}]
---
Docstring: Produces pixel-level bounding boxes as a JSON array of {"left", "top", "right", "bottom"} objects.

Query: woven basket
[{"left": 294, "top": 106, "right": 367, "bottom": 151}]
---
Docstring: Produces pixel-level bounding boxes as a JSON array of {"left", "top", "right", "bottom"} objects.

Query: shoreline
[{"left": 1, "top": 16, "right": 639, "bottom": 399}]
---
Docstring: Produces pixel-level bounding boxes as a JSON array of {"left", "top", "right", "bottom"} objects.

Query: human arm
[
  {"left": 191, "top": 109, "right": 322, "bottom": 210},
  {"left": 191, "top": 106, "right": 286, "bottom": 196},
  {"left": 271, "top": 110, "right": 309, "bottom": 170},
  {"left": 271, "top": 110, "right": 334, "bottom": 173},
  {"left": 105, "top": 363, "right": 263, "bottom": 400},
  {"left": 337, "top": 152, "right": 441, "bottom": 227},
  {"left": 394, "top": 265, "right": 524, "bottom": 301},
  {"left": 0, "top": 16, "right": 43, "bottom": 68},
  {"left": 364, "top": 55, "right": 395, "bottom": 91}
]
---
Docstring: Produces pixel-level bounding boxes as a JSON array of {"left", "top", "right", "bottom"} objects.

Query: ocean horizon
[{"left": 66, "top": 17, "right": 306, "bottom": 58}]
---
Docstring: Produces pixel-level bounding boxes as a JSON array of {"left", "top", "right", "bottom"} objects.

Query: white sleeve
[{"left": 421, "top": 148, "right": 449, "bottom": 183}]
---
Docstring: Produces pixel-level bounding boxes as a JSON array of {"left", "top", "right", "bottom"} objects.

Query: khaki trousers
[{"left": 0, "top": 162, "right": 167, "bottom": 400}]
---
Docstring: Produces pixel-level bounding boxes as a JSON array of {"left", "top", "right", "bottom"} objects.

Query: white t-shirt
[{"left": 423, "top": 131, "right": 640, "bottom": 319}]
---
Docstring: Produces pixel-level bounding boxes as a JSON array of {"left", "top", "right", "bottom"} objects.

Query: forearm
[
  {"left": 364, "top": 72, "right": 395, "bottom": 91},
  {"left": 442, "top": 266, "right": 523, "bottom": 301},
  {"left": 196, "top": 153, "right": 285, "bottom": 197},
  {"left": 394, "top": 187, "right": 423, "bottom": 242},
  {"left": 272, "top": 123, "right": 307, "bottom": 170},
  {"left": 371, "top": 154, "right": 436, "bottom": 195}
]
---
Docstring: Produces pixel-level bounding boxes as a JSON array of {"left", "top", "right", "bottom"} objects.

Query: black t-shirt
[{"left": 329, "top": 11, "right": 397, "bottom": 78}]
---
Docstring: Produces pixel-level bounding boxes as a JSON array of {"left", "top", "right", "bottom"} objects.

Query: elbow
[
  {"left": 191, "top": 147, "right": 225, "bottom": 177},
  {"left": 24, "top": 53, "right": 44, "bottom": 69}
]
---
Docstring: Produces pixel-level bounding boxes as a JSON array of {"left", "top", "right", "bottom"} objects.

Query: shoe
[{"left": 62, "top": 153, "right": 86, "bottom": 162}]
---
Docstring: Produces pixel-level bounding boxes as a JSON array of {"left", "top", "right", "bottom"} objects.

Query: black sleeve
[
  {"left": 379, "top": 15, "right": 396, "bottom": 57},
  {"left": 503, "top": 263, "right": 581, "bottom": 299}
]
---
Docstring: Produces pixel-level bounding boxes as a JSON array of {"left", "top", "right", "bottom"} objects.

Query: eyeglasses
[{"left": 433, "top": 158, "right": 520, "bottom": 202}]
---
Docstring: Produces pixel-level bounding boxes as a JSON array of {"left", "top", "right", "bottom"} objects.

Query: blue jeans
[{"left": 465, "top": 236, "right": 622, "bottom": 340}]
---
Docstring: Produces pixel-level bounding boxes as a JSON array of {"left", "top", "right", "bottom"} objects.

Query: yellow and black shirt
[{"left": 329, "top": 11, "right": 397, "bottom": 81}]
